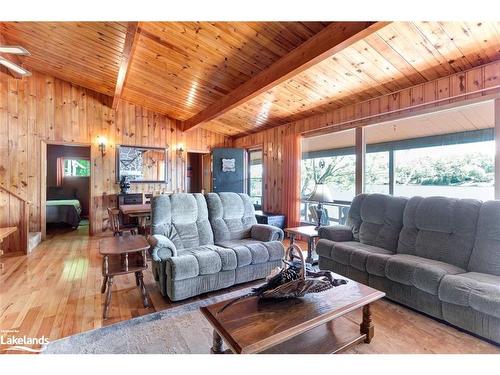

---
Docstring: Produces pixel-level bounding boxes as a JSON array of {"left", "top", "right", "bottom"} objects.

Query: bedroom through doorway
[{"left": 44, "top": 144, "right": 91, "bottom": 238}]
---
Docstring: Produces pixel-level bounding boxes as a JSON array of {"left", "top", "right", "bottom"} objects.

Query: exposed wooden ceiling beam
[
  {"left": 112, "top": 21, "right": 139, "bottom": 110},
  {"left": 183, "top": 21, "right": 390, "bottom": 132}
]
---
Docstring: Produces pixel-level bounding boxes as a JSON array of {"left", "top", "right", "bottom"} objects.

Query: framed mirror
[{"left": 116, "top": 145, "right": 167, "bottom": 183}]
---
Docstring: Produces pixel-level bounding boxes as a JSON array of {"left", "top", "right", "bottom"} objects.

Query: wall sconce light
[
  {"left": 176, "top": 143, "right": 184, "bottom": 157},
  {"left": 97, "top": 136, "right": 107, "bottom": 157}
]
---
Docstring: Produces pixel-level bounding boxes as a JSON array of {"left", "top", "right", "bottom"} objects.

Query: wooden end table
[
  {"left": 200, "top": 273, "right": 385, "bottom": 354},
  {"left": 119, "top": 204, "right": 151, "bottom": 234},
  {"left": 99, "top": 236, "right": 151, "bottom": 319},
  {"left": 284, "top": 226, "right": 319, "bottom": 264}
]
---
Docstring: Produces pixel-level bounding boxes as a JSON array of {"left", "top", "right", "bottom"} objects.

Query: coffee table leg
[
  {"left": 211, "top": 330, "right": 225, "bottom": 354},
  {"left": 136, "top": 271, "right": 150, "bottom": 308},
  {"left": 360, "top": 304, "right": 374, "bottom": 343},
  {"left": 103, "top": 276, "right": 113, "bottom": 319}
]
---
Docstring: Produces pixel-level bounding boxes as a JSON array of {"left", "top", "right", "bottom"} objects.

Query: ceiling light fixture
[
  {"left": 0, "top": 56, "right": 31, "bottom": 77},
  {"left": 0, "top": 45, "right": 30, "bottom": 56}
]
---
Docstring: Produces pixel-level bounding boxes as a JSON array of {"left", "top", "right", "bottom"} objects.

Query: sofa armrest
[
  {"left": 318, "top": 225, "right": 353, "bottom": 242},
  {"left": 147, "top": 234, "right": 177, "bottom": 262},
  {"left": 250, "top": 224, "right": 284, "bottom": 242}
]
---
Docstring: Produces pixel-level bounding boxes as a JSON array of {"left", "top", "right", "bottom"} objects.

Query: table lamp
[{"left": 308, "top": 183, "right": 333, "bottom": 229}]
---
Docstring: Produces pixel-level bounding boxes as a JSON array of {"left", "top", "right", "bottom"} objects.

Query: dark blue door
[{"left": 212, "top": 148, "right": 245, "bottom": 193}]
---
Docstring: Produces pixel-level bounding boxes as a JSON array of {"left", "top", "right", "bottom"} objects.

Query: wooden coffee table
[
  {"left": 99, "top": 235, "right": 151, "bottom": 319},
  {"left": 200, "top": 274, "right": 385, "bottom": 354}
]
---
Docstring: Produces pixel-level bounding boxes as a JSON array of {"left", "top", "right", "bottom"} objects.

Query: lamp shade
[{"left": 308, "top": 183, "right": 333, "bottom": 203}]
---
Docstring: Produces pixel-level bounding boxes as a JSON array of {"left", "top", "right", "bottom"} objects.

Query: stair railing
[{"left": 0, "top": 184, "right": 33, "bottom": 257}]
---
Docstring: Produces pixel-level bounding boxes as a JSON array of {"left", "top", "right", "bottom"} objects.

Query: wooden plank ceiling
[
  {"left": 121, "top": 22, "right": 330, "bottom": 120},
  {"left": 207, "top": 21, "right": 500, "bottom": 135},
  {"left": 1, "top": 21, "right": 499, "bottom": 137},
  {"left": 0, "top": 22, "right": 128, "bottom": 96}
]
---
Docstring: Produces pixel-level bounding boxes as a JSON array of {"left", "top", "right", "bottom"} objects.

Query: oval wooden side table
[{"left": 99, "top": 235, "right": 151, "bottom": 319}]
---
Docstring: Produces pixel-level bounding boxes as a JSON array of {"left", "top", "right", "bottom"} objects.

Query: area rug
[
  {"left": 43, "top": 287, "right": 500, "bottom": 354},
  {"left": 43, "top": 287, "right": 255, "bottom": 354}
]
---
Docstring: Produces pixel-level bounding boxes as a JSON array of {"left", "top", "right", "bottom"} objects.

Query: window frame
[
  {"left": 247, "top": 148, "right": 263, "bottom": 211},
  {"left": 62, "top": 157, "right": 91, "bottom": 178}
]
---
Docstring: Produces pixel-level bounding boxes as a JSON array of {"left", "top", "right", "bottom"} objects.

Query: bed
[{"left": 46, "top": 199, "right": 82, "bottom": 228}]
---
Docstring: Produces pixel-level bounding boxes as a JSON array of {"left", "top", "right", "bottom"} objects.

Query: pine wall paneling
[{"left": 0, "top": 70, "right": 231, "bottom": 253}]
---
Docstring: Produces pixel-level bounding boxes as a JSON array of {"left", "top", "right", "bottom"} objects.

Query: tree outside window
[
  {"left": 64, "top": 159, "right": 91, "bottom": 177},
  {"left": 301, "top": 155, "right": 356, "bottom": 202}
]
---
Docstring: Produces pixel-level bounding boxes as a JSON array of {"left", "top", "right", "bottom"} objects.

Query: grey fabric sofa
[
  {"left": 317, "top": 193, "right": 500, "bottom": 344},
  {"left": 148, "top": 192, "right": 284, "bottom": 301}
]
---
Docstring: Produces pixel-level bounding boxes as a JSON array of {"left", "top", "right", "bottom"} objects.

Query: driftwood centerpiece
[{"left": 218, "top": 243, "right": 347, "bottom": 313}]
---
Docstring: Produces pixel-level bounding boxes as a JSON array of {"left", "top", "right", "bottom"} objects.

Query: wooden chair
[{"left": 107, "top": 208, "right": 138, "bottom": 236}]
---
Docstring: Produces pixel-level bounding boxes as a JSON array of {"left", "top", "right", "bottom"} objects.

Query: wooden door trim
[
  {"left": 40, "top": 141, "right": 47, "bottom": 240},
  {"left": 40, "top": 140, "right": 93, "bottom": 239},
  {"left": 201, "top": 152, "right": 213, "bottom": 193},
  {"left": 185, "top": 150, "right": 210, "bottom": 193}
]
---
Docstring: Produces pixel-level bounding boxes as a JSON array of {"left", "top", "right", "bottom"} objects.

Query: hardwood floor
[{"left": 0, "top": 225, "right": 499, "bottom": 354}]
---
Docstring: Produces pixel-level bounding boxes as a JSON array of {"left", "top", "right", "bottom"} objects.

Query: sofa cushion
[
  {"left": 170, "top": 193, "right": 214, "bottom": 248},
  {"left": 350, "top": 194, "right": 407, "bottom": 252},
  {"left": 318, "top": 225, "right": 353, "bottom": 242},
  {"left": 366, "top": 252, "right": 394, "bottom": 277},
  {"left": 167, "top": 254, "right": 199, "bottom": 280},
  {"left": 324, "top": 241, "right": 393, "bottom": 272},
  {"left": 168, "top": 245, "right": 238, "bottom": 280},
  {"left": 397, "top": 196, "right": 481, "bottom": 269},
  {"left": 348, "top": 194, "right": 366, "bottom": 241},
  {"left": 206, "top": 192, "right": 258, "bottom": 242},
  {"left": 151, "top": 195, "right": 185, "bottom": 249},
  {"left": 316, "top": 239, "right": 334, "bottom": 259},
  {"left": 469, "top": 200, "right": 500, "bottom": 276},
  {"left": 209, "top": 246, "right": 239, "bottom": 271},
  {"left": 438, "top": 272, "right": 500, "bottom": 319},
  {"left": 216, "top": 239, "right": 284, "bottom": 267},
  {"left": 386, "top": 254, "right": 465, "bottom": 295},
  {"left": 151, "top": 193, "right": 215, "bottom": 250}
]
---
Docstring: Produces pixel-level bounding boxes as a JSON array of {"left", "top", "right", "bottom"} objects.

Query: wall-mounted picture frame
[
  {"left": 222, "top": 158, "right": 236, "bottom": 172},
  {"left": 116, "top": 145, "right": 168, "bottom": 183}
]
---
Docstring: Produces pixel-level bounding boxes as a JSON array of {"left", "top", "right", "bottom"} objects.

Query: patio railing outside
[{"left": 300, "top": 200, "right": 351, "bottom": 226}]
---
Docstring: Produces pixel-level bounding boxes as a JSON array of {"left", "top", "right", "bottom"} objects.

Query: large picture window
[
  {"left": 300, "top": 122, "right": 495, "bottom": 225},
  {"left": 394, "top": 141, "right": 494, "bottom": 200},
  {"left": 248, "top": 149, "right": 263, "bottom": 209},
  {"left": 365, "top": 151, "right": 390, "bottom": 195}
]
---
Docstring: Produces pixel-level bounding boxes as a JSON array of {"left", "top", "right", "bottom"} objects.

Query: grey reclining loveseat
[
  {"left": 148, "top": 192, "right": 284, "bottom": 301},
  {"left": 317, "top": 193, "right": 500, "bottom": 344}
]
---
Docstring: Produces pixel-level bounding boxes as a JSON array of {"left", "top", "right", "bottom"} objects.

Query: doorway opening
[
  {"left": 186, "top": 152, "right": 211, "bottom": 193},
  {"left": 45, "top": 144, "right": 91, "bottom": 238}
]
